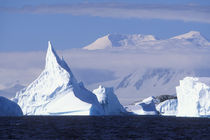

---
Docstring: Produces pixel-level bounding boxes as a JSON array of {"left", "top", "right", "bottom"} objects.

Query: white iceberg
[
  {"left": 93, "top": 85, "right": 126, "bottom": 115},
  {"left": 156, "top": 99, "right": 177, "bottom": 116},
  {"left": 127, "top": 96, "right": 158, "bottom": 115},
  {"left": 176, "top": 77, "right": 210, "bottom": 117},
  {"left": 13, "top": 41, "right": 103, "bottom": 115},
  {"left": 0, "top": 96, "right": 23, "bottom": 116}
]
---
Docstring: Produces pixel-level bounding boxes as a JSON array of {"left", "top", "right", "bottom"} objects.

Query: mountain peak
[
  {"left": 83, "top": 35, "right": 112, "bottom": 50},
  {"left": 188, "top": 31, "right": 200, "bottom": 35},
  {"left": 172, "top": 31, "right": 202, "bottom": 39},
  {"left": 171, "top": 31, "right": 209, "bottom": 46},
  {"left": 83, "top": 33, "right": 156, "bottom": 50}
]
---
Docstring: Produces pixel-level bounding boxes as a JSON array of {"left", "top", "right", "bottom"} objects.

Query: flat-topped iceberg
[
  {"left": 0, "top": 96, "right": 23, "bottom": 116},
  {"left": 176, "top": 77, "right": 210, "bottom": 117},
  {"left": 93, "top": 85, "right": 126, "bottom": 115},
  {"left": 13, "top": 41, "right": 103, "bottom": 115}
]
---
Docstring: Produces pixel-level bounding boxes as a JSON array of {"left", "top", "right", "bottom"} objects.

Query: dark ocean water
[{"left": 0, "top": 116, "right": 209, "bottom": 139}]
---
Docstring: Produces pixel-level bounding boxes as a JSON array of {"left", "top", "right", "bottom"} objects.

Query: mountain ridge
[{"left": 83, "top": 31, "right": 209, "bottom": 50}]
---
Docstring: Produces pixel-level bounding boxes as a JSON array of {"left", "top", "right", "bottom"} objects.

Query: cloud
[
  {"left": 1, "top": 3, "right": 210, "bottom": 23},
  {"left": 1, "top": 46, "right": 210, "bottom": 89}
]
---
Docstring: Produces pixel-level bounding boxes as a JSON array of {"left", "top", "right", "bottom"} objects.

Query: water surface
[{"left": 0, "top": 116, "right": 209, "bottom": 139}]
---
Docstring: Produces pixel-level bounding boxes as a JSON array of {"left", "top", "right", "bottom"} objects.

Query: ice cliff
[
  {"left": 156, "top": 99, "right": 177, "bottom": 116},
  {"left": 93, "top": 85, "right": 126, "bottom": 115},
  {"left": 176, "top": 77, "right": 210, "bottom": 117}
]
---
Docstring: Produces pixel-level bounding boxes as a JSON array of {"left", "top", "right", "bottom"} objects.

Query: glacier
[
  {"left": 92, "top": 85, "right": 126, "bottom": 115},
  {"left": 176, "top": 77, "right": 210, "bottom": 117},
  {"left": 0, "top": 96, "right": 23, "bottom": 116},
  {"left": 13, "top": 41, "right": 104, "bottom": 115}
]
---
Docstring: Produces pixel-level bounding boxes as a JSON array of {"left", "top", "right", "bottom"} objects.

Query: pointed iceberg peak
[
  {"left": 45, "top": 40, "right": 61, "bottom": 70},
  {"left": 45, "top": 41, "right": 77, "bottom": 84},
  {"left": 48, "top": 40, "right": 52, "bottom": 49}
]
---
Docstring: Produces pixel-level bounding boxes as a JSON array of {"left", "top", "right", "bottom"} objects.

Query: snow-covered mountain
[
  {"left": 87, "top": 68, "right": 194, "bottom": 105},
  {"left": 83, "top": 31, "right": 209, "bottom": 50},
  {"left": 13, "top": 41, "right": 104, "bottom": 115},
  {"left": 77, "top": 30, "right": 210, "bottom": 105},
  {"left": 171, "top": 31, "right": 209, "bottom": 46},
  {"left": 83, "top": 34, "right": 156, "bottom": 50}
]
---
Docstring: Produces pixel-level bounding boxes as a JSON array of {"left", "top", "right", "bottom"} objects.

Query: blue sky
[{"left": 0, "top": 0, "right": 210, "bottom": 51}]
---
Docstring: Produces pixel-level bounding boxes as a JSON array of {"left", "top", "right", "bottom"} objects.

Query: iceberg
[
  {"left": 0, "top": 96, "right": 23, "bottom": 116},
  {"left": 176, "top": 77, "right": 210, "bottom": 117},
  {"left": 13, "top": 41, "right": 103, "bottom": 115},
  {"left": 156, "top": 99, "right": 177, "bottom": 116},
  {"left": 93, "top": 85, "right": 126, "bottom": 115},
  {"left": 127, "top": 96, "right": 158, "bottom": 115}
]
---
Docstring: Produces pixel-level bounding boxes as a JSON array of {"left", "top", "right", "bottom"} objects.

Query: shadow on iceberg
[{"left": 0, "top": 96, "right": 23, "bottom": 116}]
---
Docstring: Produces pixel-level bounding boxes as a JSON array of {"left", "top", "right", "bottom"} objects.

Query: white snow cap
[
  {"left": 83, "top": 34, "right": 156, "bottom": 50},
  {"left": 172, "top": 31, "right": 201, "bottom": 39},
  {"left": 176, "top": 77, "right": 210, "bottom": 117},
  {"left": 83, "top": 31, "right": 209, "bottom": 51}
]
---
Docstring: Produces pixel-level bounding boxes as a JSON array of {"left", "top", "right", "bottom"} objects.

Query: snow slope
[
  {"left": 156, "top": 99, "right": 177, "bottom": 116},
  {"left": 92, "top": 85, "right": 126, "bottom": 115},
  {"left": 172, "top": 31, "right": 210, "bottom": 47},
  {"left": 0, "top": 96, "right": 23, "bottom": 116},
  {"left": 13, "top": 41, "right": 103, "bottom": 115},
  {"left": 176, "top": 77, "right": 210, "bottom": 117}
]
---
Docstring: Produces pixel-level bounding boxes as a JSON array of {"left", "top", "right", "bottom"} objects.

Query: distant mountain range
[
  {"left": 79, "top": 31, "right": 210, "bottom": 105},
  {"left": 83, "top": 31, "right": 210, "bottom": 50}
]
